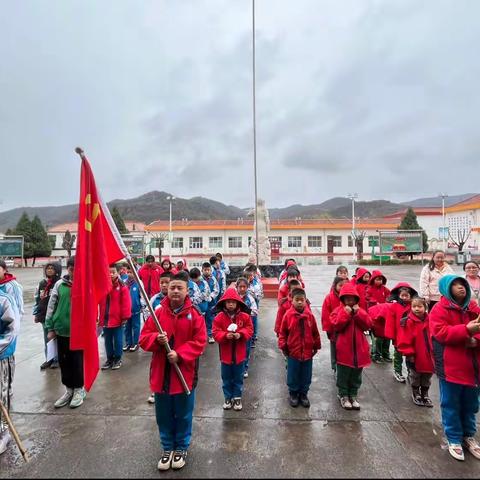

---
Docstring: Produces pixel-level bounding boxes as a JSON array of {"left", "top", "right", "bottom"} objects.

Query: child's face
[
  {"left": 292, "top": 294, "right": 306, "bottom": 311},
  {"left": 110, "top": 268, "right": 119, "bottom": 282},
  {"left": 225, "top": 300, "right": 237, "bottom": 312},
  {"left": 287, "top": 275, "right": 298, "bottom": 283},
  {"left": 0, "top": 266, "right": 6, "bottom": 279},
  {"left": 168, "top": 280, "right": 187, "bottom": 305},
  {"left": 411, "top": 300, "right": 426, "bottom": 317},
  {"left": 337, "top": 269, "right": 348, "bottom": 279},
  {"left": 237, "top": 283, "right": 248, "bottom": 296},
  {"left": 127, "top": 269, "right": 134, "bottom": 279},
  {"left": 176, "top": 261, "right": 184, "bottom": 270},
  {"left": 362, "top": 273, "right": 371, "bottom": 283},
  {"left": 45, "top": 265, "right": 56, "bottom": 278},
  {"left": 246, "top": 273, "right": 254, "bottom": 282},
  {"left": 202, "top": 266, "right": 212, "bottom": 277},
  {"left": 160, "top": 278, "right": 170, "bottom": 294},
  {"left": 374, "top": 277, "right": 383, "bottom": 287},
  {"left": 335, "top": 280, "right": 347, "bottom": 293},
  {"left": 146, "top": 259, "right": 155, "bottom": 268},
  {"left": 67, "top": 266, "right": 74, "bottom": 278},
  {"left": 342, "top": 295, "right": 357, "bottom": 308},
  {"left": 451, "top": 280, "right": 467, "bottom": 303},
  {"left": 162, "top": 261, "right": 170, "bottom": 270},
  {"left": 399, "top": 289, "right": 411, "bottom": 303}
]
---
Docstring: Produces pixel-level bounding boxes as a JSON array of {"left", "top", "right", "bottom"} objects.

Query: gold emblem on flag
[{"left": 85, "top": 193, "right": 100, "bottom": 232}]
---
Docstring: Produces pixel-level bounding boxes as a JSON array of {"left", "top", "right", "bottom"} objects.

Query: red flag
[{"left": 70, "top": 152, "right": 128, "bottom": 391}]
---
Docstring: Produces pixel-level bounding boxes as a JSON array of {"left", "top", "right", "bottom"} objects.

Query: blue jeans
[
  {"left": 103, "top": 326, "right": 124, "bottom": 361},
  {"left": 124, "top": 312, "right": 141, "bottom": 346},
  {"left": 252, "top": 315, "right": 258, "bottom": 340},
  {"left": 287, "top": 357, "right": 313, "bottom": 394},
  {"left": 439, "top": 379, "right": 480, "bottom": 444},
  {"left": 221, "top": 362, "right": 245, "bottom": 399},
  {"left": 205, "top": 307, "right": 215, "bottom": 337},
  {"left": 154, "top": 390, "right": 196, "bottom": 451}
]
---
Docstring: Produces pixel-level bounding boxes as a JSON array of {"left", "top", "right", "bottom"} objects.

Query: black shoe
[
  {"left": 129, "top": 344, "right": 139, "bottom": 352},
  {"left": 421, "top": 387, "right": 433, "bottom": 408},
  {"left": 299, "top": 393, "right": 310, "bottom": 408},
  {"left": 289, "top": 392, "right": 299, "bottom": 408},
  {"left": 40, "top": 360, "right": 53, "bottom": 370},
  {"left": 101, "top": 360, "right": 113, "bottom": 370},
  {"left": 50, "top": 361, "right": 59, "bottom": 369},
  {"left": 411, "top": 387, "right": 424, "bottom": 406}
]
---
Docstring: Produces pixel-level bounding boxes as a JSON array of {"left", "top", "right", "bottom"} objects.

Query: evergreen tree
[
  {"left": 5, "top": 228, "right": 13, "bottom": 236},
  {"left": 112, "top": 207, "right": 129, "bottom": 234},
  {"left": 399, "top": 208, "right": 429, "bottom": 253},
  {"left": 30, "top": 215, "right": 52, "bottom": 265},
  {"left": 13, "top": 212, "right": 34, "bottom": 265}
]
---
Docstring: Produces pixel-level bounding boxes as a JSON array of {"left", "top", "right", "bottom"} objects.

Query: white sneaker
[
  {"left": 54, "top": 388, "right": 73, "bottom": 408},
  {"left": 69, "top": 387, "right": 86, "bottom": 408},
  {"left": 339, "top": 395, "right": 352, "bottom": 410},
  {"left": 223, "top": 399, "right": 233, "bottom": 410},
  {"left": 0, "top": 430, "right": 11, "bottom": 455},
  {"left": 243, "top": 370, "right": 249, "bottom": 379},
  {"left": 171, "top": 450, "right": 187, "bottom": 469},
  {"left": 233, "top": 398, "right": 243, "bottom": 411},
  {"left": 157, "top": 450, "right": 173, "bottom": 471},
  {"left": 393, "top": 372, "right": 406, "bottom": 383},
  {"left": 147, "top": 393, "right": 155, "bottom": 404},
  {"left": 448, "top": 443, "right": 465, "bottom": 461},
  {"left": 208, "top": 337, "right": 215, "bottom": 344},
  {"left": 350, "top": 397, "right": 361, "bottom": 410},
  {"left": 463, "top": 437, "right": 480, "bottom": 460}
]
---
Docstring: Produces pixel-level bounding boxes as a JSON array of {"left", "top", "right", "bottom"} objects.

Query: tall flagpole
[
  {"left": 252, "top": 0, "right": 259, "bottom": 267},
  {"left": 74, "top": 147, "right": 191, "bottom": 395}
]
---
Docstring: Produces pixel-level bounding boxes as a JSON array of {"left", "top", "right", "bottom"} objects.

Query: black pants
[{"left": 57, "top": 335, "right": 84, "bottom": 389}]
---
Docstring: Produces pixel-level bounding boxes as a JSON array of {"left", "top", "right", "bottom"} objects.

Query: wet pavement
[{"left": 1, "top": 264, "right": 480, "bottom": 478}]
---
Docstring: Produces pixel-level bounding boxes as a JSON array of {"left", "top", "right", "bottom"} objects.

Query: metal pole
[
  {"left": 169, "top": 198, "right": 173, "bottom": 255},
  {"left": 442, "top": 194, "right": 446, "bottom": 251},
  {"left": 126, "top": 256, "right": 191, "bottom": 395},
  {"left": 252, "top": 0, "right": 259, "bottom": 267}
]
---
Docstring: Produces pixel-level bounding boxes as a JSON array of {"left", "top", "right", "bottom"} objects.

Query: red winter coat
[
  {"left": 275, "top": 298, "right": 291, "bottom": 335},
  {"left": 99, "top": 280, "right": 132, "bottom": 328},
  {"left": 368, "top": 303, "right": 390, "bottom": 338},
  {"left": 429, "top": 297, "right": 480, "bottom": 387},
  {"left": 212, "top": 310, "right": 253, "bottom": 364},
  {"left": 366, "top": 271, "right": 390, "bottom": 308},
  {"left": 278, "top": 306, "right": 321, "bottom": 361},
  {"left": 396, "top": 312, "right": 434, "bottom": 374},
  {"left": 139, "top": 296, "right": 207, "bottom": 395},
  {"left": 351, "top": 268, "right": 371, "bottom": 310},
  {"left": 321, "top": 287, "right": 342, "bottom": 335},
  {"left": 138, "top": 264, "right": 162, "bottom": 297}
]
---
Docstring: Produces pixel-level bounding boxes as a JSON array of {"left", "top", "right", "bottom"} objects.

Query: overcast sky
[{"left": 1, "top": 0, "right": 479, "bottom": 212}]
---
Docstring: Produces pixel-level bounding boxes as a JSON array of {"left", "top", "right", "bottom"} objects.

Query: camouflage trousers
[{"left": 0, "top": 356, "right": 15, "bottom": 432}]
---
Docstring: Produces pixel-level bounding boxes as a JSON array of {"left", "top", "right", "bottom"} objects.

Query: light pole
[
  {"left": 166, "top": 196, "right": 175, "bottom": 255},
  {"left": 440, "top": 192, "right": 448, "bottom": 251},
  {"left": 252, "top": 0, "right": 259, "bottom": 267},
  {"left": 347, "top": 193, "right": 358, "bottom": 262}
]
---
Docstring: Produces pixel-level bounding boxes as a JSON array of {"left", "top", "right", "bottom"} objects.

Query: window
[
  {"left": 228, "top": 236, "right": 242, "bottom": 248},
  {"left": 269, "top": 236, "right": 282, "bottom": 247},
  {"left": 348, "top": 236, "right": 354, "bottom": 247},
  {"left": 189, "top": 237, "right": 203, "bottom": 249},
  {"left": 368, "top": 236, "right": 379, "bottom": 247},
  {"left": 307, "top": 236, "right": 322, "bottom": 248},
  {"left": 209, "top": 236, "right": 223, "bottom": 249},
  {"left": 248, "top": 236, "right": 252, "bottom": 246},
  {"left": 288, "top": 236, "right": 302, "bottom": 248},
  {"left": 172, "top": 237, "right": 183, "bottom": 249},
  {"left": 328, "top": 235, "right": 342, "bottom": 247},
  {"left": 154, "top": 237, "right": 164, "bottom": 249}
]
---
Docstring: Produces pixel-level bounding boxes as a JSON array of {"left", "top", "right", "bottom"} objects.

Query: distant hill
[
  {"left": 401, "top": 193, "right": 476, "bottom": 208},
  {"left": 0, "top": 191, "right": 476, "bottom": 232}
]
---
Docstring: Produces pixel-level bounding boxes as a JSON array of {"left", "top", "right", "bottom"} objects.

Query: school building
[{"left": 445, "top": 194, "right": 480, "bottom": 252}]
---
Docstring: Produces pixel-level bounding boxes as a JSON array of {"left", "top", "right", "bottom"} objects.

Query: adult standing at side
[
  {"left": 464, "top": 261, "right": 480, "bottom": 304},
  {"left": 419, "top": 250, "right": 454, "bottom": 309}
]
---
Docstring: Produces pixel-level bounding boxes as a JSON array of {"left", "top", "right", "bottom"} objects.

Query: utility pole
[
  {"left": 166, "top": 196, "right": 175, "bottom": 256},
  {"left": 440, "top": 192, "right": 448, "bottom": 251},
  {"left": 347, "top": 193, "right": 358, "bottom": 262}
]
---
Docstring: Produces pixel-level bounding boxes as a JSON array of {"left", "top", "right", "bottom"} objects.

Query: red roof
[{"left": 49, "top": 221, "right": 145, "bottom": 233}]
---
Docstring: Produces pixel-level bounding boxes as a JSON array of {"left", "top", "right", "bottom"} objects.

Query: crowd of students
[{"left": 1, "top": 252, "right": 480, "bottom": 468}]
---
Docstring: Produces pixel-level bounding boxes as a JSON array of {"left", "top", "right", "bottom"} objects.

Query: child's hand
[
  {"left": 466, "top": 318, "right": 480, "bottom": 335},
  {"left": 156, "top": 333, "right": 168, "bottom": 345},
  {"left": 466, "top": 337, "right": 478, "bottom": 348},
  {"left": 226, "top": 332, "right": 235, "bottom": 340},
  {"left": 352, "top": 304, "right": 360, "bottom": 313},
  {"left": 234, "top": 333, "right": 241, "bottom": 340},
  {"left": 344, "top": 306, "right": 353, "bottom": 314},
  {"left": 167, "top": 350, "right": 179, "bottom": 364},
  {"left": 47, "top": 331, "right": 56, "bottom": 341}
]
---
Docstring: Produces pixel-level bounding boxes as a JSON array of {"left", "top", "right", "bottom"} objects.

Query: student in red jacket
[
  {"left": 212, "top": 288, "right": 253, "bottom": 411},
  {"left": 368, "top": 302, "right": 392, "bottom": 363},
  {"left": 385, "top": 282, "right": 417, "bottom": 383},
  {"left": 429, "top": 275, "right": 480, "bottom": 462},
  {"left": 366, "top": 270, "right": 390, "bottom": 308},
  {"left": 139, "top": 273, "right": 207, "bottom": 471},
  {"left": 99, "top": 265, "right": 132, "bottom": 370},
  {"left": 351, "top": 268, "right": 371, "bottom": 311},
  {"left": 278, "top": 288, "right": 320, "bottom": 409},
  {"left": 277, "top": 268, "right": 305, "bottom": 305},
  {"left": 321, "top": 276, "right": 348, "bottom": 373},
  {"left": 275, "top": 279, "right": 302, "bottom": 336},
  {"left": 138, "top": 255, "right": 162, "bottom": 298},
  {"left": 331, "top": 283, "right": 372, "bottom": 411},
  {"left": 396, "top": 297, "right": 434, "bottom": 407},
  {"left": 160, "top": 258, "right": 177, "bottom": 276}
]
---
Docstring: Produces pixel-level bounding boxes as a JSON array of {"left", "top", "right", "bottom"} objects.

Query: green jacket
[{"left": 45, "top": 276, "right": 72, "bottom": 337}]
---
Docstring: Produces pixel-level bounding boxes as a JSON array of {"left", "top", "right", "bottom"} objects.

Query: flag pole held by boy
[{"left": 71, "top": 148, "right": 190, "bottom": 394}]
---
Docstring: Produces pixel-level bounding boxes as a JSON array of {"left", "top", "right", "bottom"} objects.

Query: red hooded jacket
[
  {"left": 396, "top": 311, "right": 434, "bottom": 374},
  {"left": 99, "top": 280, "right": 132, "bottom": 328},
  {"left": 321, "top": 287, "right": 342, "bottom": 335},
  {"left": 368, "top": 303, "right": 390, "bottom": 338},
  {"left": 278, "top": 306, "right": 321, "bottom": 361},
  {"left": 351, "top": 268, "right": 370, "bottom": 310},
  {"left": 331, "top": 283, "right": 372, "bottom": 368},
  {"left": 138, "top": 263, "right": 162, "bottom": 297},
  {"left": 139, "top": 296, "right": 207, "bottom": 395},
  {"left": 212, "top": 289, "right": 253, "bottom": 364},
  {"left": 366, "top": 270, "right": 390, "bottom": 308},
  {"left": 429, "top": 296, "right": 480, "bottom": 387},
  {"left": 384, "top": 282, "right": 418, "bottom": 344},
  {"left": 275, "top": 297, "right": 291, "bottom": 336}
]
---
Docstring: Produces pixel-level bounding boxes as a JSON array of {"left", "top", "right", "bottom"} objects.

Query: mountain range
[{"left": 0, "top": 191, "right": 476, "bottom": 232}]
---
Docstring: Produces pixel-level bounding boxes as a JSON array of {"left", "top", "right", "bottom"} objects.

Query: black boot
[
  {"left": 421, "top": 386, "right": 433, "bottom": 408},
  {"left": 299, "top": 393, "right": 311, "bottom": 408},
  {"left": 289, "top": 392, "right": 299, "bottom": 408},
  {"left": 411, "top": 386, "right": 423, "bottom": 406}
]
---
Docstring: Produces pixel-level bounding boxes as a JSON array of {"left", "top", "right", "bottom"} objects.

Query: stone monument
[{"left": 248, "top": 198, "right": 272, "bottom": 265}]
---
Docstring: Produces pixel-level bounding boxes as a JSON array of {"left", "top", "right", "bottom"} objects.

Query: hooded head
[
  {"left": 44, "top": 262, "right": 62, "bottom": 281},
  {"left": 389, "top": 282, "right": 418, "bottom": 301},
  {"left": 439, "top": 275, "right": 471, "bottom": 309},
  {"left": 339, "top": 283, "right": 360, "bottom": 306},
  {"left": 355, "top": 268, "right": 371, "bottom": 284},
  {"left": 176, "top": 258, "right": 188, "bottom": 271},
  {"left": 332, "top": 276, "right": 348, "bottom": 295},
  {"left": 216, "top": 288, "right": 251, "bottom": 314},
  {"left": 369, "top": 270, "right": 387, "bottom": 286}
]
